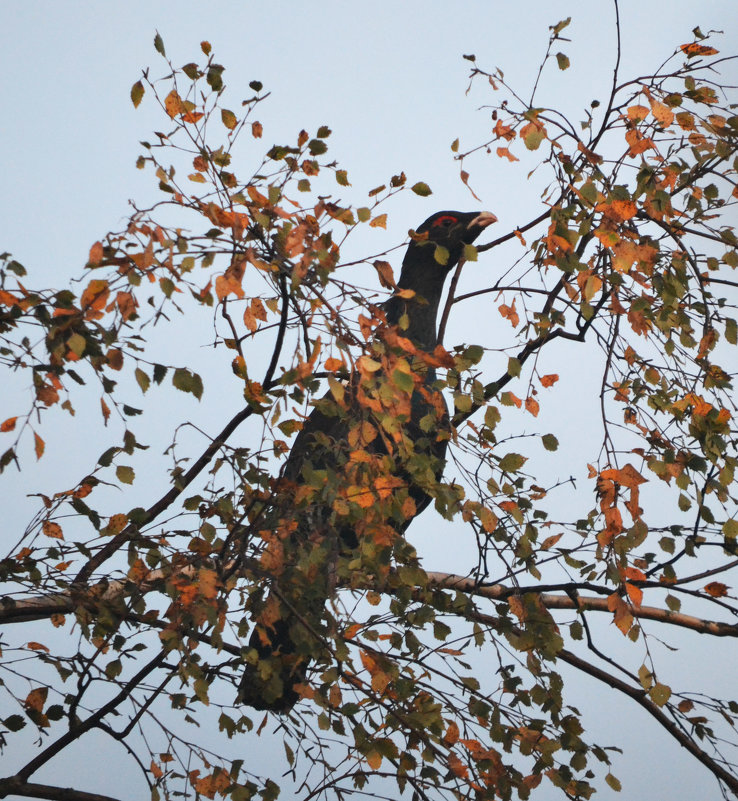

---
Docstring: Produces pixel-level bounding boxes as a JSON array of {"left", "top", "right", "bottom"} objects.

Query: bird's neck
[{"left": 383, "top": 248, "right": 447, "bottom": 351}]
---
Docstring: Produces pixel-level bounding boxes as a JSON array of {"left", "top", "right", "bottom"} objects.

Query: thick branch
[
  {"left": 0, "top": 780, "right": 121, "bottom": 801},
  {"left": 425, "top": 573, "right": 738, "bottom": 636}
]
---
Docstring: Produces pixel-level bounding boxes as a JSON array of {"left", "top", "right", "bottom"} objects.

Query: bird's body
[{"left": 238, "top": 210, "right": 496, "bottom": 712}]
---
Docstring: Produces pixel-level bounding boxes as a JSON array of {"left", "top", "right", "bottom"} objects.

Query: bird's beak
[{"left": 468, "top": 211, "right": 498, "bottom": 229}]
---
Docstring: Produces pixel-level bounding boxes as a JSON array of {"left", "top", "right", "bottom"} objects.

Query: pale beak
[{"left": 468, "top": 211, "right": 498, "bottom": 229}]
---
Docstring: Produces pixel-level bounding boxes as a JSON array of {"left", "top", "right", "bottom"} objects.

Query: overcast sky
[{"left": 2, "top": 2, "right": 737, "bottom": 799}]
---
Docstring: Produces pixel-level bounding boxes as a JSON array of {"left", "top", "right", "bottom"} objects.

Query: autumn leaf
[
  {"left": 164, "top": 89, "right": 185, "bottom": 118},
  {"left": 496, "top": 147, "right": 519, "bottom": 162},
  {"left": 24, "top": 686, "right": 48, "bottom": 713},
  {"left": 1, "top": 417, "right": 17, "bottom": 432},
  {"left": 704, "top": 582, "right": 729, "bottom": 598},
  {"left": 88, "top": 241, "right": 104, "bottom": 266},
  {"left": 525, "top": 397, "right": 540, "bottom": 417},
  {"left": 680, "top": 43, "right": 718, "bottom": 58},
  {"left": 34, "top": 432, "right": 45, "bottom": 460},
  {"left": 42, "top": 521, "right": 63, "bottom": 540},
  {"left": 498, "top": 299, "right": 519, "bottom": 327},
  {"left": 540, "top": 374, "right": 558, "bottom": 388}
]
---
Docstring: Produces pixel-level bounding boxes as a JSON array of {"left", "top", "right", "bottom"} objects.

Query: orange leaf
[
  {"left": 498, "top": 299, "right": 519, "bottom": 327},
  {"left": 252, "top": 121, "right": 263, "bottom": 138},
  {"left": 540, "top": 374, "right": 558, "bottom": 388},
  {"left": 704, "top": 581, "right": 729, "bottom": 598},
  {"left": 369, "top": 214, "right": 388, "bottom": 229},
  {"left": 650, "top": 100, "right": 674, "bottom": 128},
  {"left": 88, "top": 241, "right": 103, "bottom": 266},
  {"left": 1, "top": 416, "right": 17, "bottom": 432},
  {"left": 324, "top": 357, "right": 345, "bottom": 372},
  {"left": 164, "top": 89, "right": 185, "bottom": 118},
  {"left": 496, "top": 147, "right": 519, "bottom": 162},
  {"left": 625, "top": 582, "right": 643, "bottom": 606},
  {"left": 607, "top": 593, "right": 633, "bottom": 634},
  {"left": 80, "top": 279, "right": 110, "bottom": 317},
  {"left": 181, "top": 110, "right": 204, "bottom": 124},
  {"left": 42, "top": 521, "right": 63, "bottom": 540},
  {"left": 444, "top": 720, "right": 460, "bottom": 746},
  {"left": 680, "top": 43, "right": 718, "bottom": 57},
  {"left": 525, "top": 397, "right": 540, "bottom": 417},
  {"left": 626, "top": 104, "right": 649, "bottom": 122},
  {"left": 366, "top": 751, "right": 382, "bottom": 770},
  {"left": 34, "top": 432, "right": 45, "bottom": 460},
  {"left": 100, "top": 397, "right": 110, "bottom": 424},
  {"left": 344, "top": 623, "right": 362, "bottom": 640},
  {"left": 27, "top": 641, "right": 50, "bottom": 652}
]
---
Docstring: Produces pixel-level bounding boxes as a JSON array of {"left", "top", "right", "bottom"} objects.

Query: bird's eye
[{"left": 432, "top": 215, "right": 458, "bottom": 228}]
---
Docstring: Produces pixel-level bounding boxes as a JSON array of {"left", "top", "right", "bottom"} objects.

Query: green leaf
[
  {"left": 249, "top": 80, "right": 263, "bottom": 92},
  {"left": 433, "top": 245, "right": 450, "bottom": 265},
  {"left": 154, "top": 32, "right": 166, "bottom": 56},
  {"left": 723, "top": 518, "right": 738, "bottom": 540},
  {"left": 551, "top": 17, "right": 571, "bottom": 35},
  {"left": 207, "top": 65, "right": 224, "bottom": 92},
  {"left": 507, "top": 357, "right": 521, "bottom": 377},
  {"left": 135, "top": 368, "right": 150, "bottom": 394},
  {"left": 555, "top": 52, "right": 570, "bottom": 70},
  {"left": 116, "top": 465, "right": 135, "bottom": 485},
  {"left": 411, "top": 181, "right": 432, "bottom": 196},
  {"left": 499, "top": 452, "right": 526, "bottom": 473},
  {"left": 463, "top": 244, "right": 478, "bottom": 262},
  {"left": 3, "top": 714, "right": 26, "bottom": 732},
  {"left": 130, "top": 80, "right": 144, "bottom": 108},
  {"left": 221, "top": 109, "right": 237, "bottom": 130},
  {"left": 182, "top": 63, "right": 200, "bottom": 80},
  {"left": 67, "top": 333, "right": 86, "bottom": 357},
  {"left": 172, "top": 368, "right": 204, "bottom": 400},
  {"left": 726, "top": 318, "right": 737, "bottom": 345},
  {"left": 335, "top": 169, "right": 350, "bottom": 186},
  {"left": 649, "top": 683, "right": 671, "bottom": 706},
  {"left": 308, "top": 139, "right": 328, "bottom": 156},
  {"left": 316, "top": 125, "right": 332, "bottom": 138},
  {"left": 357, "top": 207, "right": 371, "bottom": 222},
  {"left": 542, "top": 434, "right": 559, "bottom": 451},
  {"left": 604, "top": 773, "right": 621, "bottom": 792},
  {"left": 153, "top": 364, "right": 168, "bottom": 385}
]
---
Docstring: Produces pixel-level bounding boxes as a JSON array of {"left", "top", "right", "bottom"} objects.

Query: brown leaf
[
  {"left": 704, "top": 581, "right": 729, "bottom": 598},
  {"left": 88, "top": 241, "right": 103, "bottom": 266},
  {"left": 42, "top": 521, "right": 63, "bottom": 540},
  {"left": 24, "top": 686, "right": 48, "bottom": 712},
  {"left": 34, "top": 432, "right": 45, "bottom": 460}
]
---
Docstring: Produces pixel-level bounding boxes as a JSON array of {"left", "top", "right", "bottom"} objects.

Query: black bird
[{"left": 237, "top": 210, "right": 497, "bottom": 712}]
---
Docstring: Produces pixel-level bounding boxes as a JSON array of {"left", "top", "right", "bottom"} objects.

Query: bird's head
[{"left": 400, "top": 210, "right": 497, "bottom": 285}]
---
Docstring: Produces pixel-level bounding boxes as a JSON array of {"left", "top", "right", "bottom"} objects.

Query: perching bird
[{"left": 237, "top": 210, "right": 497, "bottom": 712}]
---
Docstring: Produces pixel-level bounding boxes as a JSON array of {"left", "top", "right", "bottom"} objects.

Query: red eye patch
[{"left": 431, "top": 214, "right": 458, "bottom": 228}]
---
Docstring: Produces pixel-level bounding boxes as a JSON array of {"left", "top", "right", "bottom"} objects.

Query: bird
[{"left": 237, "top": 210, "right": 497, "bottom": 712}]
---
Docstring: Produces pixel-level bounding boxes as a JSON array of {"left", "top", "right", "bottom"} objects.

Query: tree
[{"left": 1, "top": 9, "right": 737, "bottom": 800}]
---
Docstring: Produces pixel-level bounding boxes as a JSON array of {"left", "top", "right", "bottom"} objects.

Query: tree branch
[{"left": 0, "top": 780, "right": 122, "bottom": 801}]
